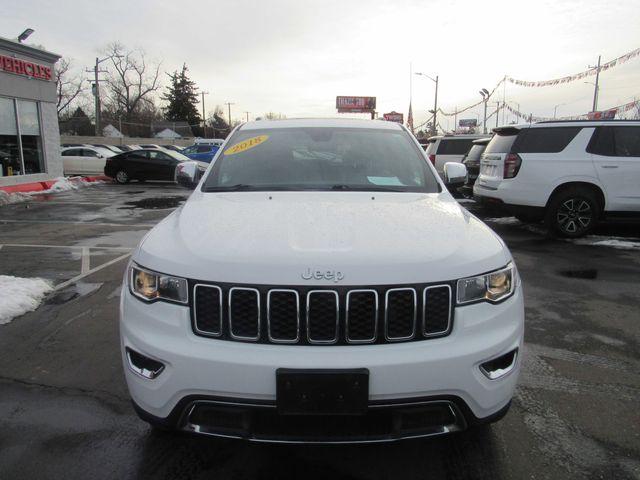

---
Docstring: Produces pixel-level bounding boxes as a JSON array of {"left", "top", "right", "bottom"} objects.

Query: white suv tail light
[{"left": 503, "top": 153, "right": 522, "bottom": 179}]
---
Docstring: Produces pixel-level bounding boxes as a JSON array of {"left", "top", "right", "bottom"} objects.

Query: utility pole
[
  {"left": 453, "top": 107, "right": 457, "bottom": 134},
  {"left": 479, "top": 88, "right": 490, "bottom": 134},
  {"left": 87, "top": 55, "right": 120, "bottom": 136},
  {"left": 225, "top": 102, "right": 235, "bottom": 128},
  {"left": 201, "top": 91, "right": 209, "bottom": 136},
  {"left": 433, "top": 75, "right": 439, "bottom": 136},
  {"left": 200, "top": 92, "right": 209, "bottom": 126},
  {"left": 244, "top": 111, "right": 250, "bottom": 122},
  {"left": 589, "top": 55, "right": 601, "bottom": 112}
]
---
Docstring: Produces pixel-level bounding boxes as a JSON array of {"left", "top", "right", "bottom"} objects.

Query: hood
[{"left": 135, "top": 191, "right": 511, "bottom": 286}]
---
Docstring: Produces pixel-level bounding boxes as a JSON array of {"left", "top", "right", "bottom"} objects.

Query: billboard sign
[
  {"left": 383, "top": 111, "right": 403, "bottom": 123},
  {"left": 336, "top": 96, "right": 376, "bottom": 113},
  {"left": 587, "top": 109, "right": 617, "bottom": 120},
  {"left": 458, "top": 118, "right": 478, "bottom": 127}
]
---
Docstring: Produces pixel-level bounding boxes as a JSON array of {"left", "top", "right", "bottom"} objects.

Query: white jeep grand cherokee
[{"left": 120, "top": 118, "right": 524, "bottom": 443}]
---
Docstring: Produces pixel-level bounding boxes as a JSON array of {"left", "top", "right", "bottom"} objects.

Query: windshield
[{"left": 202, "top": 127, "right": 440, "bottom": 193}]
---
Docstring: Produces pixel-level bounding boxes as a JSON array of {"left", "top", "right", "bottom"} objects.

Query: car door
[
  {"left": 148, "top": 150, "right": 177, "bottom": 180},
  {"left": 80, "top": 148, "right": 107, "bottom": 175},
  {"left": 590, "top": 126, "right": 640, "bottom": 211},
  {"left": 61, "top": 148, "right": 82, "bottom": 175}
]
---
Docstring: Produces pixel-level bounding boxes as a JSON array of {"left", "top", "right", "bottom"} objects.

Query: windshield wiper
[
  {"left": 329, "top": 184, "right": 405, "bottom": 192},
  {"left": 203, "top": 184, "right": 255, "bottom": 192}
]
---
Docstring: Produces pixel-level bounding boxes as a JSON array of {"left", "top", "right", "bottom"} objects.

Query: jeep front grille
[{"left": 191, "top": 282, "right": 452, "bottom": 345}]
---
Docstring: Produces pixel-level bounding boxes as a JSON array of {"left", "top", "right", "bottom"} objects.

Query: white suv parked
[
  {"left": 474, "top": 120, "right": 640, "bottom": 237},
  {"left": 120, "top": 119, "right": 524, "bottom": 443},
  {"left": 424, "top": 134, "right": 489, "bottom": 177}
]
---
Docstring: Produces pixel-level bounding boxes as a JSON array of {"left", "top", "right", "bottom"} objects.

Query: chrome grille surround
[
  {"left": 228, "top": 287, "right": 261, "bottom": 341},
  {"left": 193, "top": 284, "right": 223, "bottom": 337},
  {"left": 422, "top": 285, "right": 453, "bottom": 337},
  {"left": 267, "top": 289, "right": 300, "bottom": 344},
  {"left": 306, "top": 290, "right": 340, "bottom": 345},
  {"left": 384, "top": 288, "right": 417, "bottom": 342},
  {"left": 345, "top": 289, "right": 379, "bottom": 344},
  {"left": 191, "top": 282, "right": 453, "bottom": 345}
]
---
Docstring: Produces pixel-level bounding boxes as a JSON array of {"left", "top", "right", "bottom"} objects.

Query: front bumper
[{"left": 120, "top": 285, "right": 524, "bottom": 441}]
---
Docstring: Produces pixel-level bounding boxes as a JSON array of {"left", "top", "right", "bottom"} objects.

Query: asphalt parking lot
[{"left": 0, "top": 182, "right": 639, "bottom": 480}]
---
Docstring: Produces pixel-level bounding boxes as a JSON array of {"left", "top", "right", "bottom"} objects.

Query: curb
[{"left": 0, "top": 175, "right": 110, "bottom": 194}]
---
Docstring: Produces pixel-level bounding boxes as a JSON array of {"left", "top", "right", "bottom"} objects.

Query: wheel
[
  {"left": 544, "top": 187, "right": 600, "bottom": 237},
  {"left": 115, "top": 170, "right": 129, "bottom": 184}
]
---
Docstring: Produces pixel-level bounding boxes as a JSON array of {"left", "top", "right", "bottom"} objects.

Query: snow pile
[
  {"left": 572, "top": 236, "right": 640, "bottom": 250},
  {"left": 0, "top": 191, "right": 31, "bottom": 206},
  {"left": 0, "top": 275, "right": 53, "bottom": 325},
  {"left": 0, "top": 177, "right": 104, "bottom": 206}
]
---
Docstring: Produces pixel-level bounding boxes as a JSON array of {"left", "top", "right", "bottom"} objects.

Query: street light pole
[
  {"left": 589, "top": 55, "right": 601, "bottom": 112},
  {"left": 415, "top": 72, "right": 438, "bottom": 136},
  {"left": 553, "top": 103, "right": 565, "bottom": 119},
  {"left": 244, "top": 111, "right": 250, "bottom": 122},
  {"left": 495, "top": 102, "right": 500, "bottom": 128},
  {"left": 479, "top": 88, "right": 490, "bottom": 134}
]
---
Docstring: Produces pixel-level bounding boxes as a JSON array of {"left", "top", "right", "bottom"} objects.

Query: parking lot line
[
  {"left": 81, "top": 247, "right": 90, "bottom": 274},
  {"left": 53, "top": 253, "right": 131, "bottom": 291}
]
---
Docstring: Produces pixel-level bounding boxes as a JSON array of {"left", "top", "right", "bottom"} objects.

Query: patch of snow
[
  {"left": 457, "top": 199, "right": 476, "bottom": 204},
  {"left": 0, "top": 275, "right": 53, "bottom": 325},
  {"left": 0, "top": 177, "right": 104, "bottom": 206},
  {"left": 484, "top": 216, "right": 521, "bottom": 225},
  {"left": 571, "top": 236, "right": 640, "bottom": 250}
]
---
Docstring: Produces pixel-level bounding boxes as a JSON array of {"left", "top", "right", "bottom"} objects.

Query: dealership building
[{"left": 0, "top": 36, "right": 62, "bottom": 188}]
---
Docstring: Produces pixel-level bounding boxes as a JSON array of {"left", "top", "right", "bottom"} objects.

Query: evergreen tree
[{"left": 162, "top": 64, "right": 201, "bottom": 127}]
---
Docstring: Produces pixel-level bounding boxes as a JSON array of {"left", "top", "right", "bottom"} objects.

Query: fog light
[
  {"left": 126, "top": 348, "right": 165, "bottom": 379},
  {"left": 480, "top": 349, "right": 518, "bottom": 380}
]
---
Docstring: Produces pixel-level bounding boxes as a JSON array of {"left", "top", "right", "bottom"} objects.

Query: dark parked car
[
  {"left": 459, "top": 137, "right": 491, "bottom": 197},
  {"left": 104, "top": 149, "right": 204, "bottom": 184}
]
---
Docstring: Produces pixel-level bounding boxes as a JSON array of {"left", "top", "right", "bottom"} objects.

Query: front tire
[
  {"left": 545, "top": 187, "right": 600, "bottom": 237},
  {"left": 115, "top": 170, "right": 129, "bottom": 184}
]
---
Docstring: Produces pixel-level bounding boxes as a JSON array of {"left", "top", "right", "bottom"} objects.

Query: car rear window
[
  {"left": 436, "top": 139, "right": 475, "bottom": 155},
  {"left": 588, "top": 126, "right": 640, "bottom": 157},
  {"left": 484, "top": 130, "right": 520, "bottom": 154},
  {"left": 513, "top": 127, "right": 581, "bottom": 153},
  {"left": 203, "top": 127, "right": 440, "bottom": 193},
  {"left": 464, "top": 144, "right": 487, "bottom": 162}
]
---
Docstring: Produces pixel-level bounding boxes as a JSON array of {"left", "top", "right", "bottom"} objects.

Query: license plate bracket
[{"left": 276, "top": 368, "right": 369, "bottom": 416}]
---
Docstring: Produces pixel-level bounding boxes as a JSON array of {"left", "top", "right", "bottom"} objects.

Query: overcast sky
[{"left": 5, "top": 0, "right": 640, "bottom": 127}]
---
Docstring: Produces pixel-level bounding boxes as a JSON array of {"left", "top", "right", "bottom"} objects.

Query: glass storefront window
[
  {"left": 17, "top": 100, "right": 44, "bottom": 174},
  {"left": 0, "top": 97, "right": 45, "bottom": 177},
  {"left": 0, "top": 97, "right": 20, "bottom": 176}
]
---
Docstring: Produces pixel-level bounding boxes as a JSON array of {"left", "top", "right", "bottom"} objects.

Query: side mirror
[
  {"left": 443, "top": 162, "right": 467, "bottom": 187},
  {"left": 175, "top": 161, "right": 202, "bottom": 189}
]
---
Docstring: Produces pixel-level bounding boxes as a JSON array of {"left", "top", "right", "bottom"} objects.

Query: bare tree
[
  {"left": 55, "top": 58, "right": 85, "bottom": 115},
  {"left": 101, "top": 43, "right": 161, "bottom": 123}
]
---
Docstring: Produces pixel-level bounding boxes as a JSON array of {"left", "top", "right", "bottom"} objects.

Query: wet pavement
[{"left": 0, "top": 182, "right": 639, "bottom": 480}]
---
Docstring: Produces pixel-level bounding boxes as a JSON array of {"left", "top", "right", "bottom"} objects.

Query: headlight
[
  {"left": 130, "top": 265, "right": 188, "bottom": 304},
  {"left": 456, "top": 263, "right": 515, "bottom": 305}
]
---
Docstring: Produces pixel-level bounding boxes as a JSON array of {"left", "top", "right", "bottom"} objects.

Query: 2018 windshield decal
[
  {"left": 301, "top": 268, "right": 344, "bottom": 282},
  {"left": 224, "top": 135, "right": 269, "bottom": 155}
]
